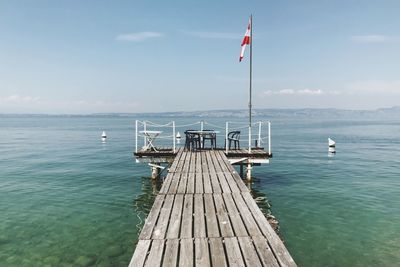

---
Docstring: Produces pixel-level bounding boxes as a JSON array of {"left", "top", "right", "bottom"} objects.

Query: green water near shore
[{"left": 0, "top": 115, "right": 399, "bottom": 266}]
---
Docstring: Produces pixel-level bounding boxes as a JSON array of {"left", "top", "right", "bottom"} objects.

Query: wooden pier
[{"left": 129, "top": 149, "right": 296, "bottom": 267}]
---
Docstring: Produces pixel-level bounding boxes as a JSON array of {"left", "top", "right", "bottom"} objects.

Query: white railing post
[
  {"left": 258, "top": 121, "right": 262, "bottom": 148},
  {"left": 143, "top": 121, "right": 147, "bottom": 147},
  {"left": 135, "top": 120, "right": 138, "bottom": 153},
  {"left": 225, "top": 122, "right": 229, "bottom": 154},
  {"left": 173, "top": 121, "right": 176, "bottom": 153},
  {"left": 248, "top": 126, "right": 252, "bottom": 153},
  {"left": 201, "top": 120, "right": 204, "bottom": 131},
  {"left": 268, "top": 121, "right": 271, "bottom": 155}
]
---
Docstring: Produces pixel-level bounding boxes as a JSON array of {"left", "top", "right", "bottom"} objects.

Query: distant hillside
[
  {"left": 1, "top": 106, "right": 399, "bottom": 119},
  {"left": 127, "top": 106, "right": 400, "bottom": 119}
]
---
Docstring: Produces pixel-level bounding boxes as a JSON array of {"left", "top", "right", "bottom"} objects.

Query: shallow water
[{"left": 0, "top": 115, "right": 399, "bottom": 266}]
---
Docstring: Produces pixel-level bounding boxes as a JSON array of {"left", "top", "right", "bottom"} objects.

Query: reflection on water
[
  {"left": 245, "top": 177, "right": 281, "bottom": 237},
  {"left": 131, "top": 176, "right": 162, "bottom": 245}
]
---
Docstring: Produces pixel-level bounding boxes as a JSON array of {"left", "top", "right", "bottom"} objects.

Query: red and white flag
[{"left": 239, "top": 17, "right": 251, "bottom": 62}]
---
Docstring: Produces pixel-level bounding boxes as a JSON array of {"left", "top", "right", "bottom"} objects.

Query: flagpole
[{"left": 248, "top": 14, "right": 252, "bottom": 153}]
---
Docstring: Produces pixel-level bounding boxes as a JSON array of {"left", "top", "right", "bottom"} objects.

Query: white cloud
[
  {"left": 350, "top": 35, "right": 400, "bottom": 43},
  {"left": 180, "top": 30, "right": 240, "bottom": 39},
  {"left": 115, "top": 32, "right": 164, "bottom": 42},
  {"left": 263, "top": 89, "right": 326, "bottom": 96},
  {"left": 0, "top": 94, "right": 41, "bottom": 104}
]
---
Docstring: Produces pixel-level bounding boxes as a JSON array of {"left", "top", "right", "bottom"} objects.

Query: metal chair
[
  {"left": 225, "top": 131, "right": 241, "bottom": 149},
  {"left": 184, "top": 130, "right": 201, "bottom": 151},
  {"left": 202, "top": 130, "right": 217, "bottom": 149}
]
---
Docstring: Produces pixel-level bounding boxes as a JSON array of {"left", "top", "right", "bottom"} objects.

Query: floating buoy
[
  {"left": 176, "top": 132, "right": 181, "bottom": 144},
  {"left": 328, "top": 138, "right": 336, "bottom": 153},
  {"left": 328, "top": 138, "right": 336, "bottom": 148},
  {"left": 101, "top": 131, "right": 107, "bottom": 141}
]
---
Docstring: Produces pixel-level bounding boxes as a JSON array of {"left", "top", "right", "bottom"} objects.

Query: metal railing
[{"left": 135, "top": 120, "right": 271, "bottom": 155}]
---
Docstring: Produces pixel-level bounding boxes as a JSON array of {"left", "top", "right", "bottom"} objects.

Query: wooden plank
[
  {"left": 168, "top": 149, "right": 183, "bottom": 173},
  {"left": 140, "top": 195, "right": 165, "bottom": 240},
  {"left": 181, "top": 151, "right": 191, "bottom": 174},
  {"left": 168, "top": 172, "right": 182, "bottom": 194},
  {"left": 163, "top": 239, "right": 180, "bottom": 267},
  {"left": 167, "top": 194, "right": 184, "bottom": 239},
  {"left": 210, "top": 151, "right": 223, "bottom": 173},
  {"left": 222, "top": 193, "right": 248, "bottom": 237},
  {"left": 213, "top": 194, "right": 234, "bottom": 237},
  {"left": 252, "top": 236, "right": 280, "bottom": 267},
  {"left": 203, "top": 172, "right": 213, "bottom": 194},
  {"left": 195, "top": 173, "right": 204, "bottom": 194},
  {"left": 206, "top": 151, "right": 221, "bottom": 193},
  {"left": 129, "top": 240, "right": 151, "bottom": 267},
  {"left": 209, "top": 171, "right": 221, "bottom": 193},
  {"left": 177, "top": 173, "right": 188, "bottom": 194},
  {"left": 204, "top": 194, "right": 220, "bottom": 237},
  {"left": 189, "top": 151, "right": 196, "bottom": 173},
  {"left": 201, "top": 151, "right": 208, "bottom": 173},
  {"left": 152, "top": 194, "right": 174, "bottom": 239},
  {"left": 174, "top": 150, "right": 187, "bottom": 174},
  {"left": 217, "top": 172, "right": 231, "bottom": 193},
  {"left": 209, "top": 238, "right": 228, "bottom": 267},
  {"left": 180, "top": 194, "right": 194, "bottom": 238},
  {"left": 144, "top": 239, "right": 165, "bottom": 267},
  {"left": 214, "top": 151, "right": 228, "bottom": 172},
  {"left": 223, "top": 172, "right": 241, "bottom": 193},
  {"left": 233, "top": 193, "right": 262, "bottom": 237},
  {"left": 242, "top": 192, "right": 297, "bottom": 267},
  {"left": 217, "top": 150, "right": 237, "bottom": 173},
  {"left": 194, "top": 194, "right": 206, "bottom": 238},
  {"left": 186, "top": 173, "right": 195, "bottom": 194},
  {"left": 238, "top": 236, "right": 262, "bottom": 267},
  {"left": 195, "top": 151, "right": 202, "bottom": 173},
  {"left": 159, "top": 172, "right": 173, "bottom": 194},
  {"left": 232, "top": 172, "right": 249, "bottom": 193},
  {"left": 133, "top": 150, "right": 296, "bottom": 267},
  {"left": 195, "top": 238, "right": 211, "bottom": 267},
  {"left": 224, "top": 237, "right": 245, "bottom": 267},
  {"left": 179, "top": 238, "right": 194, "bottom": 267}
]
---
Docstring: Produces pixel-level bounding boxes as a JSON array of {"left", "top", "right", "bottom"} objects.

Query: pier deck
[
  {"left": 129, "top": 150, "right": 296, "bottom": 267},
  {"left": 134, "top": 147, "right": 272, "bottom": 164}
]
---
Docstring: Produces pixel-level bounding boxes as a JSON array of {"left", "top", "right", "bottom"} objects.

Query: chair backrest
[
  {"left": 185, "top": 131, "right": 200, "bottom": 140},
  {"left": 228, "top": 131, "right": 241, "bottom": 139}
]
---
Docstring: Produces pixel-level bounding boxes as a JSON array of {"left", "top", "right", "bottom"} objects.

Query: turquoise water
[{"left": 0, "top": 115, "right": 399, "bottom": 266}]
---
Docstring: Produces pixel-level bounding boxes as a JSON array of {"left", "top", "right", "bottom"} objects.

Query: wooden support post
[{"left": 240, "top": 164, "right": 244, "bottom": 179}]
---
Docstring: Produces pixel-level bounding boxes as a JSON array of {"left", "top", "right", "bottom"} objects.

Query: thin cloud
[
  {"left": 0, "top": 94, "right": 41, "bottom": 104},
  {"left": 263, "top": 89, "right": 325, "bottom": 96},
  {"left": 180, "top": 30, "right": 241, "bottom": 40},
  {"left": 350, "top": 35, "right": 400, "bottom": 43},
  {"left": 115, "top": 32, "right": 164, "bottom": 42}
]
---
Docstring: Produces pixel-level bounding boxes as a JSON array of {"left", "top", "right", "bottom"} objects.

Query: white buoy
[
  {"left": 328, "top": 138, "right": 336, "bottom": 147},
  {"left": 176, "top": 132, "right": 181, "bottom": 144},
  {"left": 328, "top": 138, "right": 336, "bottom": 153},
  {"left": 101, "top": 131, "right": 107, "bottom": 142}
]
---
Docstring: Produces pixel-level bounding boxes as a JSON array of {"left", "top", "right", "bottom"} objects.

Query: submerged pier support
[{"left": 246, "top": 162, "right": 253, "bottom": 181}]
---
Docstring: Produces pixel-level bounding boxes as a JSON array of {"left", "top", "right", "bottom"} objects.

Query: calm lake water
[{"left": 0, "top": 114, "right": 399, "bottom": 266}]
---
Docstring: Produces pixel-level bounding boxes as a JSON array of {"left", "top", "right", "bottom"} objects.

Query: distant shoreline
[{"left": 1, "top": 106, "right": 399, "bottom": 118}]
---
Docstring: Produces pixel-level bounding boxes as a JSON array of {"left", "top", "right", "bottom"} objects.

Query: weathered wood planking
[{"left": 130, "top": 150, "right": 296, "bottom": 267}]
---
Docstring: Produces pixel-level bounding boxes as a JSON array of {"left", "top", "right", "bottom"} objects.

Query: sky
[{"left": 1, "top": 0, "right": 400, "bottom": 114}]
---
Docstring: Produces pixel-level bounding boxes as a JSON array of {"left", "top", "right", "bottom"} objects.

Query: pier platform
[
  {"left": 134, "top": 147, "right": 272, "bottom": 165},
  {"left": 129, "top": 149, "right": 296, "bottom": 267}
]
